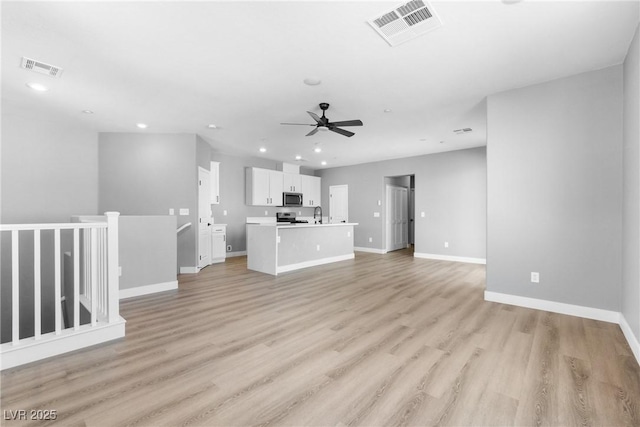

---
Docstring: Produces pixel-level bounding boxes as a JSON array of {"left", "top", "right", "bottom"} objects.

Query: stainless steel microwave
[{"left": 282, "top": 192, "right": 303, "bottom": 207}]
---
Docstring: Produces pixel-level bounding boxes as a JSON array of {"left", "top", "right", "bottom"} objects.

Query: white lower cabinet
[{"left": 211, "top": 225, "right": 227, "bottom": 263}]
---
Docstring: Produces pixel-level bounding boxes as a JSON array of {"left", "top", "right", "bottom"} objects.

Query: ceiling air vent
[
  {"left": 368, "top": 0, "right": 442, "bottom": 47},
  {"left": 20, "top": 57, "right": 63, "bottom": 78},
  {"left": 453, "top": 128, "right": 473, "bottom": 135}
]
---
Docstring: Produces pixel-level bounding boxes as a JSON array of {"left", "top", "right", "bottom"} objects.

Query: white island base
[{"left": 247, "top": 223, "right": 357, "bottom": 275}]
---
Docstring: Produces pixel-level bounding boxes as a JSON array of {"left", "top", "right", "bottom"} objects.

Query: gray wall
[
  {"left": 1, "top": 102, "right": 99, "bottom": 342},
  {"left": 623, "top": 25, "right": 640, "bottom": 340},
  {"left": 119, "top": 216, "right": 177, "bottom": 290},
  {"left": 99, "top": 133, "right": 199, "bottom": 270},
  {"left": 486, "top": 65, "right": 623, "bottom": 311},
  {"left": 318, "top": 147, "right": 487, "bottom": 259}
]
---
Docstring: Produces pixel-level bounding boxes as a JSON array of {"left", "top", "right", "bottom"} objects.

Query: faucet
[{"left": 313, "top": 206, "right": 322, "bottom": 224}]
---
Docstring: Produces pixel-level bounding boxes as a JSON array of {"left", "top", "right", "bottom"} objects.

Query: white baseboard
[
  {"left": 414, "top": 252, "right": 486, "bottom": 265},
  {"left": 354, "top": 247, "right": 387, "bottom": 254},
  {"left": 0, "top": 317, "right": 126, "bottom": 370},
  {"left": 227, "top": 251, "right": 247, "bottom": 258},
  {"left": 277, "top": 253, "right": 355, "bottom": 274},
  {"left": 620, "top": 314, "right": 640, "bottom": 365},
  {"left": 179, "top": 266, "right": 199, "bottom": 274},
  {"left": 484, "top": 291, "right": 620, "bottom": 324},
  {"left": 119, "top": 281, "right": 178, "bottom": 299}
]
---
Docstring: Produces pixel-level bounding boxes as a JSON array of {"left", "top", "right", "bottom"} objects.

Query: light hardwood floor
[{"left": 2, "top": 249, "right": 639, "bottom": 426}]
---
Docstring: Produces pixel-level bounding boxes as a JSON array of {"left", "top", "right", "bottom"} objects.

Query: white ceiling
[{"left": 2, "top": 1, "right": 638, "bottom": 169}]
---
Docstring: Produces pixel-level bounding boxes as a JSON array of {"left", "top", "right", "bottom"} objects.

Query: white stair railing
[{"left": 0, "top": 212, "right": 125, "bottom": 370}]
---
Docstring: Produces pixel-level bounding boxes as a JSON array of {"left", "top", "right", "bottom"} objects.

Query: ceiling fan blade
[
  {"left": 281, "top": 123, "right": 316, "bottom": 126},
  {"left": 307, "top": 111, "right": 322, "bottom": 123},
  {"left": 329, "top": 127, "right": 355, "bottom": 137},
  {"left": 306, "top": 128, "right": 319, "bottom": 136},
  {"left": 329, "top": 119, "right": 363, "bottom": 127}
]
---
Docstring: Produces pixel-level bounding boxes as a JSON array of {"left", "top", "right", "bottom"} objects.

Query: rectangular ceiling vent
[
  {"left": 368, "top": 0, "right": 442, "bottom": 47},
  {"left": 453, "top": 128, "right": 473, "bottom": 135},
  {"left": 20, "top": 57, "right": 63, "bottom": 78}
]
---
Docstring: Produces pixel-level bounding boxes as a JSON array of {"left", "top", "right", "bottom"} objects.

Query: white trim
[
  {"left": 179, "top": 266, "right": 199, "bottom": 274},
  {"left": 484, "top": 291, "right": 620, "bottom": 324},
  {"left": 119, "top": 281, "right": 178, "bottom": 299},
  {"left": 354, "top": 247, "right": 387, "bottom": 254},
  {"left": 226, "top": 251, "right": 247, "bottom": 258},
  {"left": 620, "top": 314, "right": 640, "bottom": 365},
  {"left": 414, "top": 252, "right": 486, "bottom": 265},
  {"left": 0, "top": 318, "right": 126, "bottom": 370},
  {"left": 276, "top": 253, "right": 355, "bottom": 274}
]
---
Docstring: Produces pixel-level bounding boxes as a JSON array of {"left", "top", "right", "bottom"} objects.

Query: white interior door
[
  {"left": 198, "top": 167, "right": 211, "bottom": 269},
  {"left": 329, "top": 185, "right": 348, "bottom": 224},
  {"left": 386, "top": 185, "right": 408, "bottom": 252}
]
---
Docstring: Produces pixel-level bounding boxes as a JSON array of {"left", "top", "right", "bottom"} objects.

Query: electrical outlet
[
  {"left": 531, "top": 272, "right": 540, "bottom": 283},
  {"left": 421, "top": 212, "right": 425, "bottom": 218},
  {"left": 444, "top": 241, "right": 449, "bottom": 248},
  {"left": 226, "top": 245, "right": 232, "bottom": 252},
  {"left": 169, "top": 208, "right": 174, "bottom": 215},
  {"left": 265, "top": 210, "right": 269, "bottom": 215},
  {"left": 347, "top": 231, "right": 351, "bottom": 237}
]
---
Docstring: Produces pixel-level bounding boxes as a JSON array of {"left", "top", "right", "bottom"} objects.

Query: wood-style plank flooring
[{"left": 2, "top": 249, "right": 640, "bottom": 426}]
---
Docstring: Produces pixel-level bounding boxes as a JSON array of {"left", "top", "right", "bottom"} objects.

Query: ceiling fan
[{"left": 281, "top": 103, "right": 363, "bottom": 137}]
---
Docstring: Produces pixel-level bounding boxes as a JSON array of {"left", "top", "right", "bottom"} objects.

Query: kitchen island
[{"left": 246, "top": 222, "right": 358, "bottom": 275}]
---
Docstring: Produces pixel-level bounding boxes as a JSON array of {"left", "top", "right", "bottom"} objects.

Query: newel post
[{"left": 105, "top": 211, "right": 120, "bottom": 322}]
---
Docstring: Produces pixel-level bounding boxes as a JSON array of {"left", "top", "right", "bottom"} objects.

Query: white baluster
[
  {"left": 90, "top": 228, "right": 98, "bottom": 326},
  {"left": 54, "top": 228, "right": 61, "bottom": 334},
  {"left": 34, "top": 229, "right": 41, "bottom": 340},
  {"left": 73, "top": 228, "right": 80, "bottom": 330},
  {"left": 11, "top": 230, "right": 19, "bottom": 345}
]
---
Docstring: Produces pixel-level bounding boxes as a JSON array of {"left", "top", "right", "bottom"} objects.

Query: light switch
[
  {"left": 373, "top": 212, "right": 380, "bottom": 218},
  {"left": 179, "top": 208, "right": 189, "bottom": 216},
  {"left": 223, "top": 210, "right": 227, "bottom": 216}
]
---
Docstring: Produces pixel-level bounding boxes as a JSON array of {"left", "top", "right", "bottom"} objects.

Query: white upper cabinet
[
  {"left": 283, "top": 173, "right": 302, "bottom": 193},
  {"left": 246, "top": 167, "right": 284, "bottom": 206},
  {"left": 210, "top": 161, "right": 220, "bottom": 204},
  {"left": 301, "top": 175, "right": 321, "bottom": 207}
]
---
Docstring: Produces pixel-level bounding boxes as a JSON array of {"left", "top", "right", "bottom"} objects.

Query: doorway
[
  {"left": 198, "top": 167, "right": 211, "bottom": 270},
  {"left": 384, "top": 175, "right": 414, "bottom": 253}
]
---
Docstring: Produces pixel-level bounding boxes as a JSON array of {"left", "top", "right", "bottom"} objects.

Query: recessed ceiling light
[
  {"left": 259, "top": 147, "right": 267, "bottom": 153},
  {"left": 303, "top": 77, "right": 321, "bottom": 86},
  {"left": 295, "top": 155, "right": 302, "bottom": 160},
  {"left": 384, "top": 109, "right": 392, "bottom": 113},
  {"left": 82, "top": 110, "right": 94, "bottom": 114},
  {"left": 207, "top": 124, "right": 218, "bottom": 129},
  {"left": 321, "top": 161, "right": 327, "bottom": 166},
  {"left": 26, "top": 82, "right": 48, "bottom": 92},
  {"left": 136, "top": 123, "right": 148, "bottom": 129},
  {"left": 314, "top": 147, "right": 322, "bottom": 153}
]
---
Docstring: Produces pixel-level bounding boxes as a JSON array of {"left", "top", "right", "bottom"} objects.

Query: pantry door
[{"left": 329, "top": 185, "right": 348, "bottom": 224}]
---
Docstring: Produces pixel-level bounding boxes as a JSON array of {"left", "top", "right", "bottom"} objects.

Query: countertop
[{"left": 248, "top": 222, "right": 358, "bottom": 229}]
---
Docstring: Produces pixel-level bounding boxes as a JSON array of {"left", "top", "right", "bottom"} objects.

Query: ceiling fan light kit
[{"left": 281, "top": 103, "right": 363, "bottom": 138}]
